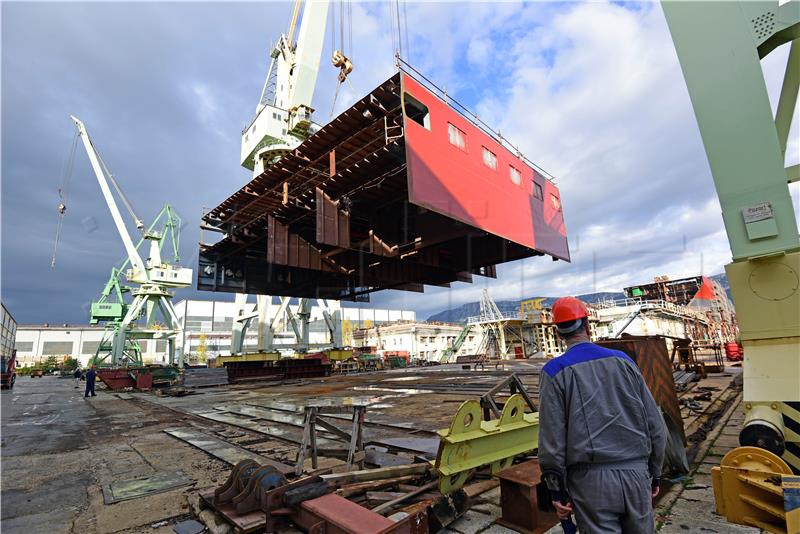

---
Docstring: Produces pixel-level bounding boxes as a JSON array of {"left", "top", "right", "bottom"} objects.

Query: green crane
[
  {"left": 69, "top": 116, "right": 193, "bottom": 368},
  {"left": 439, "top": 324, "right": 472, "bottom": 363},
  {"left": 662, "top": 0, "right": 799, "bottom": 475}
]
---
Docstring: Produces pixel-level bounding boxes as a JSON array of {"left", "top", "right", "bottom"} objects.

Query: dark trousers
[{"left": 84, "top": 379, "right": 96, "bottom": 397}]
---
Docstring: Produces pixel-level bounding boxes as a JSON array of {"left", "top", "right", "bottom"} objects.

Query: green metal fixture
[{"left": 661, "top": 0, "right": 800, "bottom": 472}]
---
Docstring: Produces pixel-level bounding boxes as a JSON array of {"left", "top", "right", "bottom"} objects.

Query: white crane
[
  {"left": 231, "top": 0, "right": 348, "bottom": 355},
  {"left": 70, "top": 115, "right": 193, "bottom": 367},
  {"left": 241, "top": 0, "right": 333, "bottom": 176}
]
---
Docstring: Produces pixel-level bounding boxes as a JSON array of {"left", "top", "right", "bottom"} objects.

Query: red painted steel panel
[
  {"left": 300, "top": 493, "right": 396, "bottom": 534},
  {"left": 401, "top": 73, "right": 570, "bottom": 261}
]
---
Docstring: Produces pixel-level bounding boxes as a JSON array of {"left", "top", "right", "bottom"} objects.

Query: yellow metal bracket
[
  {"left": 711, "top": 446, "right": 800, "bottom": 534},
  {"left": 434, "top": 394, "right": 539, "bottom": 494}
]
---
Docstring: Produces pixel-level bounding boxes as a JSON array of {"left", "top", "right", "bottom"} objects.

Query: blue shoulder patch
[{"left": 542, "top": 343, "right": 634, "bottom": 377}]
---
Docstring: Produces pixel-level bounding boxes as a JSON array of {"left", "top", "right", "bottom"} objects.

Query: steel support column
[{"left": 661, "top": 0, "right": 800, "bottom": 471}]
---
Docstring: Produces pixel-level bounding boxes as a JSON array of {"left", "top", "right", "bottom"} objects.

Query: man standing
[
  {"left": 538, "top": 297, "right": 666, "bottom": 534},
  {"left": 84, "top": 365, "right": 97, "bottom": 398},
  {"left": 73, "top": 367, "right": 83, "bottom": 388}
]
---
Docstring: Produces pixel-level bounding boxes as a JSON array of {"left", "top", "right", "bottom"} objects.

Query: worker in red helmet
[{"left": 538, "top": 297, "right": 666, "bottom": 534}]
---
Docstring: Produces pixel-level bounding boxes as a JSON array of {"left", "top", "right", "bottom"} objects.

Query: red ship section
[
  {"left": 402, "top": 74, "right": 569, "bottom": 259},
  {"left": 198, "top": 70, "right": 569, "bottom": 300}
]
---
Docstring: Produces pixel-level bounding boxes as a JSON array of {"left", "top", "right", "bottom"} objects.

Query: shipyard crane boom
[
  {"left": 70, "top": 115, "right": 147, "bottom": 280},
  {"left": 69, "top": 115, "right": 193, "bottom": 367},
  {"left": 230, "top": 0, "right": 348, "bottom": 356},
  {"left": 242, "top": 0, "right": 331, "bottom": 176}
]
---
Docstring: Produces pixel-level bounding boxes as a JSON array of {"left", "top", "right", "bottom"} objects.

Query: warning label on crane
[{"left": 742, "top": 202, "right": 773, "bottom": 223}]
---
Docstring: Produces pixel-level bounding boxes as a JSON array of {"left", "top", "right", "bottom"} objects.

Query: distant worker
[
  {"left": 73, "top": 367, "right": 82, "bottom": 388},
  {"left": 538, "top": 297, "right": 666, "bottom": 534},
  {"left": 84, "top": 365, "right": 97, "bottom": 398}
]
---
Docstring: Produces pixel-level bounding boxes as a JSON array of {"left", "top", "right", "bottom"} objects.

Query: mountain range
[{"left": 426, "top": 273, "right": 731, "bottom": 323}]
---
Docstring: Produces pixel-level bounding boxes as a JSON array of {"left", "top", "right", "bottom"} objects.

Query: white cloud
[
  {"left": 466, "top": 37, "right": 491, "bottom": 69},
  {"left": 190, "top": 82, "right": 219, "bottom": 124},
  {"left": 4, "top": 1, "right": 796, "bottom": 323},
  {"left": 362, "top": 1, "right": 750, "bottom": 317}
]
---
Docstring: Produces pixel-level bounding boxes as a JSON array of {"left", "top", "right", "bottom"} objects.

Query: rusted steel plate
[
  {"left": 163, "top": 427, "right": 293, "bottom": 474},
  {"left": 298, "top": 493, "right": 396, "bottom": 534},
  {"left": 102, "top": 471, "right": 193, "bottom": 504}
]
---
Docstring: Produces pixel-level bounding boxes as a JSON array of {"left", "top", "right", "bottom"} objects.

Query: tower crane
[
  {"left": 70, "top": 115, "right": 193, "bottom": 367},
  {"left": 231, "top": 0, "right": 348, "bottom": 355}
]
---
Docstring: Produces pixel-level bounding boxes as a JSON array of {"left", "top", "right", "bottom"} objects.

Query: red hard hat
[{"left": 552, "top": 297, "right": 588, "bottom": 324}]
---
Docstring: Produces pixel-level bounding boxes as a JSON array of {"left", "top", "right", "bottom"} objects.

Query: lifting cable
[
  {"left": 348, "top": 0, "right": 353, "bottom": 61},
  {"left": 388, "top": 1, "right": 398, "bottom": 59},
  {"left": 394, "top": 0, "right": 403, "bottom": 58},
  {"left": 402, "top": 0, "right": 410, "bottom": 59},
  {"left": 51, "top": 131, "right": 79, "bottom": 269},
  {"left": 329, "top": 0, "right": 354, "bottom": 118},
  {"left": 96, "top": 148, "right": 145, "bottom": 231},
  {"left": 387, "top": 0, "right": 408, "bottom": 62}
]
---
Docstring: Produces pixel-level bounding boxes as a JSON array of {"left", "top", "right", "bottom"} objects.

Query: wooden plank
[
  {"left": 462, "top": 479, "right": 500, "bottom": 498},
  {"left": 371, "top": 480, "right": 439, "bottom": 514},
  {"left": 320, "top": 463, "right": 429, "bottom": 485},
  {"left": 366, "top": 491, "right": 406, "bottom": 503},
  {"left": 336, "top": 476, "right": 417, "bottom": 497}
]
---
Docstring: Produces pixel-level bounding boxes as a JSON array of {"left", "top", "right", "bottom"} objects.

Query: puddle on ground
[
  {"left": 351, "top": 386, "right": 435, "bottom": 395},
  {"left": 381, "top": 376, "right": 423, "bottom": 382}
]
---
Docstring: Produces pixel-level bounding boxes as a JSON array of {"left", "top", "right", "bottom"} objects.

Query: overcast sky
[{"left": 2, "top": 1, "right": 798, "bottom": 324}]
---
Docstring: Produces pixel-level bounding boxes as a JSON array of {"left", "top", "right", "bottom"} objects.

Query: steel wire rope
[{"left": 51, "top": 131, "right": 79, "bottom": 269}]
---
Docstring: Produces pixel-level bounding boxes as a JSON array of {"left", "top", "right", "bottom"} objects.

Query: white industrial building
[
  {"left": 352, "top": 322, "right": 484, "bottom": 362},
  {"left": 14, "top": 299, "right": 415, "bottom": 367}
]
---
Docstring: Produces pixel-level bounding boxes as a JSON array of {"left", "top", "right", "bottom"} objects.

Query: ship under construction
[{"left": 198, "top": 68, "right": 570, "bottom": 301}]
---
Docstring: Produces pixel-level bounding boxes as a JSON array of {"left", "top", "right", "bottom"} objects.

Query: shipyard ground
[{"left": 1, "top": 363, "right": 754, "bottom": 534}]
